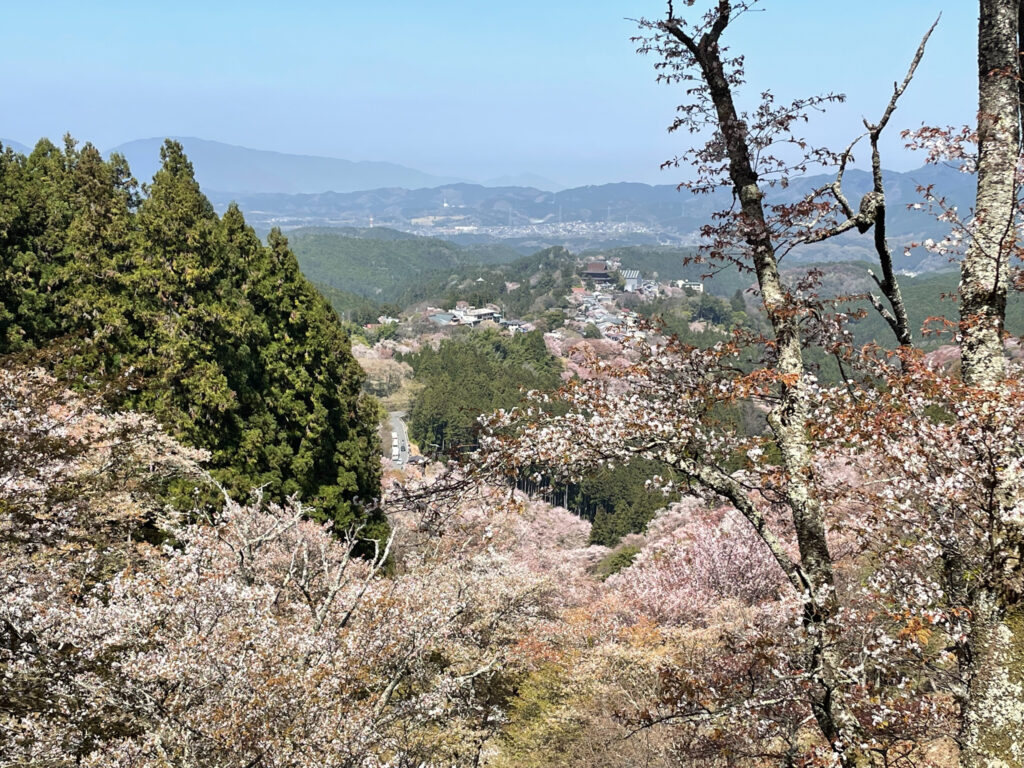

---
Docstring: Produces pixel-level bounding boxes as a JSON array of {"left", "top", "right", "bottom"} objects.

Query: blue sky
[{"left": 2, "top": 1, "right": 976, "bottom": 187}]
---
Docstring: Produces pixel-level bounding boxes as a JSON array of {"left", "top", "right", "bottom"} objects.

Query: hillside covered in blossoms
[{"left": 3, "top": 1, "right": 1024, "bottom": 767}]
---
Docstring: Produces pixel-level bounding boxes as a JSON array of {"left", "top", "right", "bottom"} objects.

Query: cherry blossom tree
[
  {"left": 1, "top": 368, "right": 558, "bottom": 768},
  {"left": 469, "top": 2, "right": 1024, "bottom": 766},
  {"left": 606, "top": 500, "right": 787, "bottom": 627}
]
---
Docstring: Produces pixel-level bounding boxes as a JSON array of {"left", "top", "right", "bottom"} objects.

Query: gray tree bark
[
  {"left": 958, "top": 2, "right": 1024, "bottom": 767},
  {"left": 961, "top": 0, "right": 1017, "bottom": 389},
  {"left": 663, "top": 6, "right": 857, "bottom": 762}
]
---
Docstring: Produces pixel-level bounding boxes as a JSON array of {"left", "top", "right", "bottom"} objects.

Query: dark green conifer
[{"left": 0, "top": 138, "right": 382, "bottom": 534}]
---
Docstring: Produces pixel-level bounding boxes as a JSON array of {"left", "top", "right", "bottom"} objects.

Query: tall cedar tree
[{"left": 0, "top": 138, "right": 383, "bottom": 536}]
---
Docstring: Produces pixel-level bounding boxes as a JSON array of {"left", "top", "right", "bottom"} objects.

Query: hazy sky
[{"left": 2, "top": 1, "right": 977, "bottom": 187}]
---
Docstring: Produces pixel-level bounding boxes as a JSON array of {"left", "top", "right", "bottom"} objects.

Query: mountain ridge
[
  {"left": 6, "top": 135, "right": 974, "bottom": 264},
  {"left": 209, "top": 164, "right": 973, "bottom": 260},
  {"left": 1, "top": 139, "right": 31, "bottom": 154},
  {"left": 106, "top": 137, "right": 468, "bottom": 194}
]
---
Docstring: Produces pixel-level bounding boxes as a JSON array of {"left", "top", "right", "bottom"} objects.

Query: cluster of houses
[
  {"left": 571, "top": 259, "right": 715, "bottom": 340},
  {"left": 567, "top": 287, "right": 640, "bottom": 341},
  {"left": 582, "top": 259, "right": 705, "bottom": 299},
  {"left": 672, "top": 279, "right": 704, "bottom": 293},
  {"left": 409, "top": 257, "right": 699, "bottom": 342},
  {"left": 426, "top": 302, "right": 529, "bottom": 332}
]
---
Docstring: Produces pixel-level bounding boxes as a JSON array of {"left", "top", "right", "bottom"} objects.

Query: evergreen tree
[{"left": 0, "top": 138, "right": 382, "bottom": 533}]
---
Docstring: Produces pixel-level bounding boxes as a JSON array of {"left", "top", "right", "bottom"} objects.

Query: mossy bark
[
  {"left": 958, "top": 3, "right": 1024, "bottom": 766},
  {"left": 961, "top": 601, "right": 1024, "bottom": 768}
]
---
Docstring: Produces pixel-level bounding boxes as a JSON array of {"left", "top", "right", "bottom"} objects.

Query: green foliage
[
  {"left": 537, "top": 309, "right": 566, "bottom": 332},
  {"left": 338, "top": 318, "right": 400, "bottom": 347},
  {"left": 594, "top": 544, "right": 641, "bottom": 580},
  {"left": 582, "top": 323, "right": 602, "bottom": 339},
  {"left": 493, "top": 664, "right": 587, "bottom": 768},
  {"left": 285, "top": 228, "right": 581, "bottom": 324},
  {"left": 693, "top": 292, "right": 732, "bottom": 325},
  {"left": 401, "top": 329, "right": 562, "bottom": 452},
  {"left": 636, "top": 293, "right": 745, "bottom": 346},
  {"left": 286, "top": 226, "right": 521, "bottom": 303},
  {"left": 844, "top": 268, "right": 1024, "bottom": 347},
  {"left": 498, "top": 247, "right": 579, "bottom": 318},
  {"left": 400, "top": 317, "right": 676, "bottom": 544},
  {"left": 382, "top": 245, "right": 579, "bottom": 322},
  {"left": 314, "top": 282, "right": 398, "bottom": 325},
  {"left": 730, "top": 288, "right": 747, "bottom": 313},
  {"left": 0, "top": 138, "right": 383, "bottom": 534},
  {"left": 572, "top": 459, "right": 678, "bottom": 546}
]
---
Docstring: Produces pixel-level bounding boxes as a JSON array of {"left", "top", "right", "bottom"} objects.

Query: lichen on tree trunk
[
  {"left": 961, "top": 600, "right": 1024, "bottom": 768},
  {"left": 960, "top": 0, "right": 1018, "bottom": 390},
  {"left": 958, "top": 2, "right": 1024, "bottom": 766}
]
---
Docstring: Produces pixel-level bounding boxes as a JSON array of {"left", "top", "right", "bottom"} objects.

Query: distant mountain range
[
  {"left": 6, "top": 136, "right": 569, "bottom": 193},
  {"left": 3, "top": 135, "right": 976, "bottom": 271},
  {"left": 5, "top": 137, "right": 971, "bottom": 231},
  {"left": 205, "top": 166, "right": 975, "bottom": 235},
  {"left": 105, "top": 137, "right": 468, "bottom": 194},
  {"left": 1, "top": 138, "right": 31, "bottom": 154},
  {"left": 205, "top": 164, "right": 975, "bottom": 271}
]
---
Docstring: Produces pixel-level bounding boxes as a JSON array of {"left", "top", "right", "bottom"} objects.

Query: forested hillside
[
  {"left": 846, "top": 267, "right": 1024, "bottom": 345},
  {"left": 0, "top": 138, "right": 383, "bottom": 532},
  {"left": 313, "top": 282, "right": 397, "bottom": 324},
  {"left": 6, "top": 0, "right": 1024, "bottom": 763},
  {"left": 287, "top": 226, "right": 521, "bottom": 301},
  {"left": 288, "top": 232, "right": 584, "bottom": 323},
  {"left": 411, "top": 246, "right": 581, "bottom": 320},
  {"left": 401, "top": 329, "right": 562, "bottom": 451}
]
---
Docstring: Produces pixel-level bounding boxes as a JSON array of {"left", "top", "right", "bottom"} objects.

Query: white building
[
  {"left": 621, "top": 269, "right": 641, "bottom": 292},
  {"left": 674, "top": 279, "right": 704, "bottom": 294}
]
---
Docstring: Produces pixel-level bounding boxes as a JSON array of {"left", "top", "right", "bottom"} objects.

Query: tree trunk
[
  {"left": 664, "top": 12, "right": 855, "bottom": 761},
  {"left": 959, "top": 3, "right": 1024, "bottom": 767},
  {"left": 960, "top": 0, "right": 1018, "bottom": 389},
  {"left": 961, "top": 593, "right": 1024, "bottom": 768}
]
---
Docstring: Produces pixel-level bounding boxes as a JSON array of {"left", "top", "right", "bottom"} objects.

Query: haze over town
[
  {"left": 5, "top": 2, "right": 1024, "bottom": 767},
  {"left": 4, "top": 1, "right": 976, "bottom": 187}
]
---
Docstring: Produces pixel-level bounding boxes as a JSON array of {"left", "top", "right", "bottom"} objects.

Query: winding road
[{"left": 387, "top": 411, "right": 411, "bottom": 466}]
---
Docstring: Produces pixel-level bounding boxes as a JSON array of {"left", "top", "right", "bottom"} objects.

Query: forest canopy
[
  {"left": 401, "top": 329, "right": 563, "bottom": 452},
  {"left": 0, "top": 137, "right": 383, "bottom": 533}
]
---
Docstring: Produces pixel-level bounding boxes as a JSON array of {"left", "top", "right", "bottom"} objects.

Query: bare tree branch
[{"left": 799, "top": 18, "right": 939, "bottom": 347}]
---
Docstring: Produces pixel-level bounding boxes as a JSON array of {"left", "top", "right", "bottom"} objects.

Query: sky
[{"left": 2, "top": 1, "right": 977, "bottom": 188}]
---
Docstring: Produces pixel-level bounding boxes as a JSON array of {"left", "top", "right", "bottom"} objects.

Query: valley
[{"left": 5, "top": 1, "right": 1024, "bottom": 757}]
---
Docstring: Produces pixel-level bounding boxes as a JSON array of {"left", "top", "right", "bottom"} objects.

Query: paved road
[{"left": 388, "top": 411, "right": 411, "bottom": 466}]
